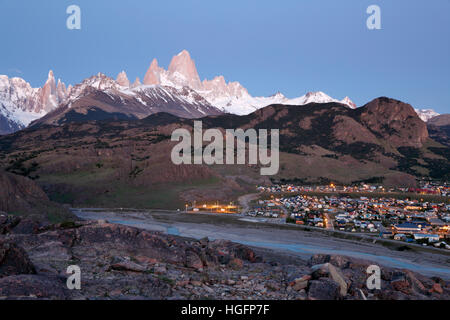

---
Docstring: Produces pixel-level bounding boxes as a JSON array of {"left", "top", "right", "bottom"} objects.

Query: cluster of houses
[
  {"left": 280, "top": 195, "right": 329, "bottom": 228},
  {"left": 273, "top": 193, "right": 450, "bottom": 249},
  {"left": 246, "top": 199, "right": 283, "bottom": 218},
  {"left": 257, "top": 182, "right": 450, "bottom": 197},
  {"left": 406, "top": 180, "right": 450, "bottom": 196},
  {"left": 257, "top": 184, "right": 386, "bottom": 194}
]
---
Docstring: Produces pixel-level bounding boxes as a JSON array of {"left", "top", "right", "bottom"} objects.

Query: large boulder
[
  {"left": 185, "top": 250, "right": 204, "bottom": 270},
  {"left": 0, "top": 239, "right": 36, "bottom": 277},
  {"left": 0, "top": 214, "right": 20, "bottom": 234},
  {"left": 308, "top": 278, "right": 341, "bottom": 300},
  {"left": 311, "top": 263, "right": 348, "bottom": 296}
]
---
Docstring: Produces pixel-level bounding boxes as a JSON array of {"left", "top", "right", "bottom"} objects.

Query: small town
[
  {"left": 246, "top": 184, "right": 450, "bottom": 249},
  {"left": 183, "top": 184, "right": 450, "bottom": 250}
]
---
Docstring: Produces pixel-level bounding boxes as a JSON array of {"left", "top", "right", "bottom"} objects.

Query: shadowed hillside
[
  {"left": 0, "top": 170, "right": 75, "bottom": 222},
  {"left": 0, "top": 97, "right": 448, "bottom": 209}
]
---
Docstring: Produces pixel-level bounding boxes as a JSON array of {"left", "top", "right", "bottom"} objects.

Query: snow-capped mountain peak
[
  {"left": 143, "top": 59, "right": 161, "bottom": 86},
  {"left": 270, "top": 92, "right": 286, "bottom": 99},
  {"left": 132, "top": 77, "right": 141, "bottom": 88},
  {"left": 131, "top": 51, "right": 358, "bottom": 115},
  {"left": 167, "top": 50, "right": 202, "bottom": 89},
  {"left": 286, "top": 92, "right": 356, "bottom": 109},
  {"left": 341, "top": 96, "right": 357, "bottom": 109},
  {"left": 141, "top": 50, "right": 204, "bottom": 91},
  {"left": 415, "top": 108, "right": 440, "bottom": 122},
  {"left": 305, "top": 91, "right": 331, "bottom": 100},
  {"left": 290, "top": 91, "right": 335, "bottom": 105},
  {"left": 116, "top": 71, "right": 130, "bottom": 87}
]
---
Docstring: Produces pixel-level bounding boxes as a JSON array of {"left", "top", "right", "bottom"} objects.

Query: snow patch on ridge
[{"left": 415, "top": 109, "right": 440, "bottom": 122}]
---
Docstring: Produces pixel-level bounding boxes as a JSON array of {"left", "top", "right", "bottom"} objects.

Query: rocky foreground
[{"left": 0, "top": 213, "right": 449, "bottom": 300}]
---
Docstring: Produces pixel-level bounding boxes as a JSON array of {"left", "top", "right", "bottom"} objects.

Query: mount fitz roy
[
  {"left": 137, "top": 49, "right": 357, "bottom": 114},
  {"left": 0, "top": 50, "right": 441, "bottom": 134}
]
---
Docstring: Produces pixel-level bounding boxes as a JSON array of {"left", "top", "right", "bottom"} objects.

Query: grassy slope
[{"left": 40, "top": 167, "right": 223, "bottom": 210}]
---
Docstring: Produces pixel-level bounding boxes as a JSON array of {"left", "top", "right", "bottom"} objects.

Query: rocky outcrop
[
  {"left": 0, "top": 171, "right": 75, "bottom": 222},
  {"left": 308, "top": 278, "right": 341, "bottom": 300},
  {"left": 0, "top": 214, "right": 20, "bottom": 235},
  {"left": 359, "top": 97, "right": 429, "bottom": 148},
  {"left": 0, "top": 239, "right": 36, "bottom": 277},
  {"left": 0, "top": 171, "right": 49, "bottom": 213},
  {"left": 0, "top": 218, "right": 448, "bottom": 300},
  {"left": 311, "top": 262, "right": 348, "bottom": 296},
  {"left": 305, "top": 254, "right": 450, "bottom": 300},
  {"left": 0, "top": 275, "right": 69, "bottom": 299}
]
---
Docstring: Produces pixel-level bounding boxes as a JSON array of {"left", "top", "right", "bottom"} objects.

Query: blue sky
[{"left": 0, "top": 0, "right": 449, "bottom": 113}]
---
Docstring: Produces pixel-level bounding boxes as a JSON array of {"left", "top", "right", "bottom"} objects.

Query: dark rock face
[
  {"left": 428, "top": 114, "right": 450, "bottom": 147},
  {"left": 428, "top": 124, "right": 450, "bottom": 147},
  {"left": 9, "top": 218, "right": 41, "bottom": 235},
  {"left": 0, "top": 218, "right": 449, "bottom": 300},
  {"left": 0, "top": 171, "right": 49, "bottom": 213},
  {"left": 0, "top": 171, "right": 75, "bottom": 222},
  {"left": 0, "top": 239, "right": 36, "bottom": 277},
  {"left": 0, "top": 275, "right": 68, "bottom": 299},
  {"left": 428, "top": 114, "right": 450, "bottom": 127},
  {"left": 0, "top": 113, "right": 23, "bottom": 136},
  {"left": 308, "top": 279, "right": 341, "bottom": 300},
  {"left": 0, "top": 219, "right": 267, "bottom": 300},
  {"left": 185, "top": 250, "right": 204, "bottom": 270},
  {"left": 0, "top": 214, "right": 20, "bottom": 234}
]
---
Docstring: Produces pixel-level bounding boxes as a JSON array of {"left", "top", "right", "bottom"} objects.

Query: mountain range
[
  {"left": 0, "top": 96, "right": 448, "bottom": 209},
  {"left": 1, "top": 50, "right": 443, "bottom": 135}
]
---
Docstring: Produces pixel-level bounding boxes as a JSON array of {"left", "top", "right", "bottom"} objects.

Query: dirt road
[{"left": 238, "top": 193, "right": 260, "bottom": 214}]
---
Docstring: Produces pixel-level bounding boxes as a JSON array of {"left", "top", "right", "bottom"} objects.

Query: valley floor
[{"left": 73, "top": 208, "right": 450, "bottom": 280}]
